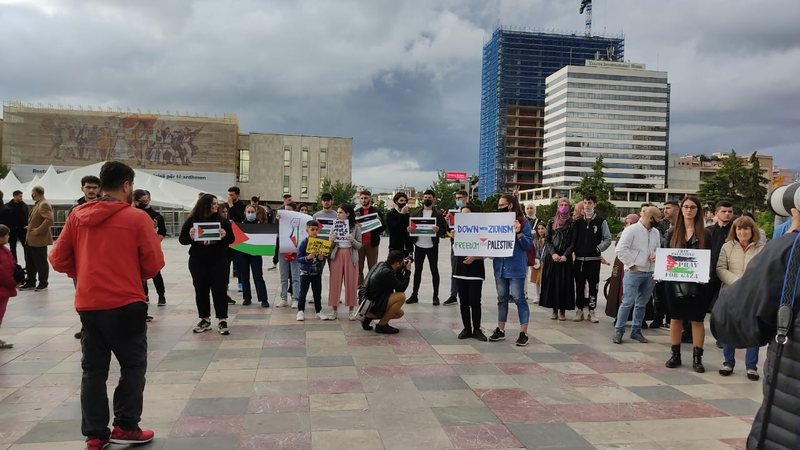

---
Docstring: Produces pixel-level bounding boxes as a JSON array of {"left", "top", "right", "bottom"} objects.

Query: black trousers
[
  {"left": 412, "top": 246, "right": 439, "bottom": 298},
  {"left": 142, "top": 272, "right": 165, "bottom": 297},
  {"left": 9, "top": 228, "right": 25, "bottom": 262},
  {"left": 299, "top": 274, "right": 322, "bottom": 313},
  {"left": 574, "top": 259, "right": 600, "bottom": 310},
  {"left": 79, "top": 302, "right": 148, "bottom": 439},
  {"left": 189, "top": 256, "right": 229, "bottom": 319},
  {"left": 457, "top": 278, "right": 482, "bottom": 332},
  {"left": 652, "top": 281, "right": 670, "bottom": 323},
  {"left": 25, "top": 245, "right": 49, "bottom": 286}
]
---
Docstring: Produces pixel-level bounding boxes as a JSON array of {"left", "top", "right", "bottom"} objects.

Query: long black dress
[{"left": 539, "top": 218, "right": 576, "bottom": 312}]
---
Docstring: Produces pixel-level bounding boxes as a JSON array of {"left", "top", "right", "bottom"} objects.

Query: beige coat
[
  {"left": 716, "top": 239, "right": 765, "bottom": 288},
  {"left": 26, "top": 199, "right": 54, "bottom": 247}
]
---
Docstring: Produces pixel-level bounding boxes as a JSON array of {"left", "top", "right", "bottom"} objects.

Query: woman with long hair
[
  {"left": 664, "top": 195, "right": 712, "bottom": 372},
  {"left": 179, "top": 194, "right": 234, "bottom": 335},
  {"left": 327, "top": 204, "right": 362, "bottom": 320},
  {"left": 488, "top": 194, "right": 533, "bottom": 346},
  {"left": 539, "top": 197, "right": 576, "bottom": 321},
  {"left": 235, "top": 205, "right": 269, "bottom": 307},
  {"left": 716, "top": 216, "right": 764, "bottom": 380},
  {"left": 529, "top": 222, "right": 548, "bottom": 304}
]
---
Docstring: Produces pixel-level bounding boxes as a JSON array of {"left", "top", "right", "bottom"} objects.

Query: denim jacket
[{"left": 493, "top": 219, "right": 533, "bottom": 279}]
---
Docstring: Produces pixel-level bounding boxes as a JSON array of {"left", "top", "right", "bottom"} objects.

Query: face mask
[
  {"left": 497, "top": 207, "right": 509, "bottom": 213},
  {"left": 245, "top": 212, "right": 257, "bottom": 221},
  {"left": 584, "top": 208, "right": 594, "bottom": 217},
  {"left": 423, "top": 199, "right": 433, "bottom": 207},
  {"left": 397, "top": 202, "right": 406, "bottom": 208},
  {"left": 558, "top": 205, "right": 569, "bottom": 214},
  {"left": 455, "top": 199, "right": 464, "bottom": 208}
]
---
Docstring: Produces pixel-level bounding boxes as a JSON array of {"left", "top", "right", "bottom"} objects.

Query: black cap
[{"left": 321, "top": 193, "right": 333, "bottom": 200}]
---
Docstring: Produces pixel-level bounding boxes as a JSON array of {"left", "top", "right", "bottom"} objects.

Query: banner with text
[
  {"left": 653, "top": 248, "right": 711, "bottom": 283},
  {"left": 355, "top": 212, "right": 382, "bottom": 233},
  {"left": 306, "top": 237, "right": 333, "bottom": 256},
  {"left": 409, "top": 217, "right": 438, "bottom": 237},
  {"left": 278, "top": 210, "right": 313, "bottom": 254},
  {"left": 453, "top": 212, "right": 516, "bottom": 257}
]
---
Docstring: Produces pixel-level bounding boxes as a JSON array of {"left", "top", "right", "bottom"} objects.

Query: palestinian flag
[{"left": 230, "top": 222, "right": 278, "bottom": 256}]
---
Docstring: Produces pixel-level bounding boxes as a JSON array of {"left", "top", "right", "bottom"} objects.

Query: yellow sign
[{"left": 306, "top": 237, "right": 332, "bottom": 256}]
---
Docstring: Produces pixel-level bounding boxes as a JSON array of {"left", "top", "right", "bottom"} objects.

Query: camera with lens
[
  {"left": 403, "top": 255, "right": 414, "bottom": 265},
  {"left": 769, "top": 182, "right": 800, "bottom": 217}
]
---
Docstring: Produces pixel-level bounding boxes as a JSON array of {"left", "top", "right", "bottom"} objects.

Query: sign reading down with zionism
[{"left": 452, "top": 212, "right": 517, "bottom": 257}]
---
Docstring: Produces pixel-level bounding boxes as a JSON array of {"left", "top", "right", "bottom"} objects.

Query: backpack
[
  {"left": 13, "top": 264, "right": 25, "bottom": 284},
  {"left": 355, "top": 263, "right": 382, "bottom": 321}
]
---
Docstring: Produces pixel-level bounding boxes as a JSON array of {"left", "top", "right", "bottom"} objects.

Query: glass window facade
[{"left": 237, "top": 149, "right": 250, "bottom": 183}]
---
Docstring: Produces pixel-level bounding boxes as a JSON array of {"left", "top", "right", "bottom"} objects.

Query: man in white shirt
[
  {"left": 405, "top": 190, "right": 447, "bottom": 305},
  {"left": 613, "top": 206, "right": 662, "bottom": 344}
]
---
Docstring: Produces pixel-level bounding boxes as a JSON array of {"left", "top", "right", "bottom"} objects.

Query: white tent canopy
[{"left": 1, "top": 163, "right": 204, "bottom": 210}]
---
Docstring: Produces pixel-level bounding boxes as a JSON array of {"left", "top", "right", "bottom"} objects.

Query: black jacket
[
  {"left": 141, "top": 206, "right": 168, "bottom": 237},
  {"left": 712, "top": 232, "right": 800, "bottom": 450},
  {"left": 572, "top": 215, "right": 612, "bottom": 259},
  {"left": 5, "top": 200, "right": 29, "bottom": 229},
  {"left": 355, "top": 205, "right": 384, "bottom": 247},
  {"left": 178, "top": 213, "right": 234, "bottom": 259},
  {"left": 410, "top": 208, "right": 448, "bottom": 248},
  {"left": 707, "top": 221, "right": 733, "bottom": 279},
  {"left": 386, "top": 208, "right": 413, "bottom": 255},
  {"left": 364, "top": 261, "right": 410, "bottom": 317},
  {"left": 228, "top": 200, "right": 247, "bottom": 223},
  {"left": 453, "top": 256, "right": 485, "bottom": 280}
]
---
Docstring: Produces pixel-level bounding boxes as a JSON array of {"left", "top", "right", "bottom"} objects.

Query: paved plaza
[{"left": 0, "top": 238, "right": 758, "bottom": 449}]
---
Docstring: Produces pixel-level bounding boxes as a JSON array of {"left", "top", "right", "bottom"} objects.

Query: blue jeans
[
  {"left": 722, "top": 345, "right": 759, "bottom": 370},
  {"left": 615, "top": 271, "right": 655, "bottom": 333},
  {"left": 236, "top": 253, "right": 268, "bottom": 302},
  {"left": 279, "top": 256, "right": 300, "bottom": 301},
  {"left": 495, "top": 277, "right": 529, "bottom": 326}
]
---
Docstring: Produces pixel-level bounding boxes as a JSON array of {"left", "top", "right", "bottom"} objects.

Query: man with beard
[
  {"left": 69, "top": 176, "right": 101, "bottom": 340},
  {"left": 405, "top": 190, "right": 448, "bottom": 305},
  {"left": 355, "top": 190, "right": 385, "bottom": 284},
  {"left": 134, "top": 190, "right": 167, "bottom": 306}
]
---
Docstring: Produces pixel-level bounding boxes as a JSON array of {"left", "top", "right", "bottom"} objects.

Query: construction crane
[{"left": 579, "top": 0, "right": 592, "bottom": 37}]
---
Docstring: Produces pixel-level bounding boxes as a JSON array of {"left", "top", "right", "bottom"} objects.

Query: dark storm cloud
[{"left": 0, "top": 0, "right": 798, "bottom": 191}]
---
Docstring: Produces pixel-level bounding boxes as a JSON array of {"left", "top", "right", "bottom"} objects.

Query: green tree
[
  {"left": 480, "top": 193, "right": 502, "bottom": 212},
  {"left": 0, "top": 164, "right": 9, "bottom": 179},
  {"left": 537, "top": 200, "right": 558, "bottom": 222},
  {"left": 428, "top": 170, "right": 460, "bottom": 211},
  {"left": 757, "top": 210, "right": 775, "bottom": 239},
  {"left": 573, "top": 155, "right": 619, "bottom": 223},
  {"left": 697, "top": 151, "right": 768, "bottom": 213},
  {"left": 741, "top": 152, "right": 769, "bottom": 214},
  {"left": 318, "top": 178, "right": 358, "bottom": 208}
]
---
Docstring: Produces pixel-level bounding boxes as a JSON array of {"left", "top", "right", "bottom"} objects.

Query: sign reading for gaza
[{"left": 452, "top": 212, "right": 516, "bottom": 257}]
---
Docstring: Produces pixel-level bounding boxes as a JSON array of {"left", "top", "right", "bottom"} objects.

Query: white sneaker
[
  {"left": 296, "top": 311, "right": 305, "bottom": 321},
  {"left": 276, "top": 299, "right": 289, "bottom": 308},
  {"left": 291, "top": 300, "right": 298, "bottom": 309},
  {"left": 327, "top": 310, "right": 338, "bottom": 320},
  {"left": 348, "top": 311, "right": 357, "bottom": 321},
  {"left": 316, "top": 312, "right": 326, "bottom": 320}
]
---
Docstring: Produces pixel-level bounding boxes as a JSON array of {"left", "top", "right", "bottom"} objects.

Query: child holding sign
[{"left": 296, "top": 220, "right": 326, "bottom": 321}]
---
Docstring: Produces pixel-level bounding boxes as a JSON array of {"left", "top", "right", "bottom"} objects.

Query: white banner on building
[{"left": 453, "top": 212, "right": 516, "bottom": 257}]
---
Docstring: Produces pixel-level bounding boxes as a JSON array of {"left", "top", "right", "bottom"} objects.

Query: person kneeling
[{"left": 361, "top": 250, "right": 412, "bottom": 334}]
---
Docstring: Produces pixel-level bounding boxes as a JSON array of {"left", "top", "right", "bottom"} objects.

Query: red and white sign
[{"left": 445, "top": 171, "right": 467, "bottom": 181}]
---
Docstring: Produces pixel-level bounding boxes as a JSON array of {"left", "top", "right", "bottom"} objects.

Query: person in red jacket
[
  {"left": 0, "top": 224, "right": 17, "bottom": 349},
  {"left": 49, "top": 161, "right": 164, "bottom": 450}
]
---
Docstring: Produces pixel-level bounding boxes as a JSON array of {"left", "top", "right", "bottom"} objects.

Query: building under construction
[{"left": 478, "top": 27, "right": 624, "bottom": 198}]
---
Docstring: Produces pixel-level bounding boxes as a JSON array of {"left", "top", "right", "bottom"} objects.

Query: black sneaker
[
  {"left": 432, "top": 297, "right": 440, "bottom": 306},
  {"left": 227, "top": 297, "right": 236, "bottom": 305},
  {"left": 488, "top": 328, "right": 505, "bottom": 342},
  {"left": 361, "top": 318, "right": 373, "bottom": 331},
  {"left": 145, "top": 315, "right": 153, "bottom": 322},
  {"left": 193, "top": 319, "right": 212, "bottom": 333},
  {"left": 157, "top": 296, "right": 166, "bottom": 306},
  {"left": 74, "top": 330, "right": 83, "bottom": 339},
  {"left": 458, "top": 328, "right": 472, "bottom": 339},
  {"left": 515, "top": 332, "right": 529, "bottom": 347},
  {"left": 443, "top": 296, "right": 457, "bottom": 306},
  {"left": 473, "top": 329, "right": 488, "bottom": 342},
  {"left": 218, "top": 320, "right": 230, "bottom": 335},
  {"left": 375, "top": 324, "right": 399, "bottom": 334},
  {"left": 19, "top": 283, "right": 35, "bottom": 290},
  {"left": 261, "top": 301, "right": 270, "bottom": 308},
  {"left": 34, "top": 284, "right": 48, "bottom": 292},
  {"left": 405, "top": 294, "right": 419, "bottom": 304},
  {"left": 242, "top": 299, "right": 252, "bottom": 306}
]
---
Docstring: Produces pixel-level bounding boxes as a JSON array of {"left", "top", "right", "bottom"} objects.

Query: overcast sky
[{"left": 1, "top": 0, "right": 798, "bottom": 192}]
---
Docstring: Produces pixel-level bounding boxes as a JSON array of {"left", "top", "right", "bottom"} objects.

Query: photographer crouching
[
  {"left": 711, "top": 207, "right": 800, "bottom": 449},
  {"left": 360, "top": 250, "right": 413, "bottom": 334}
]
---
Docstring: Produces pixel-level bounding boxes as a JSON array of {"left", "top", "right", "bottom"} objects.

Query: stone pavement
[{"left": 0, "top": 238, "right": 758, "bottom": 449}]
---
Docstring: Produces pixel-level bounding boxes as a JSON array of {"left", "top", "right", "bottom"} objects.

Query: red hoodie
[{"left": 49, "top": 197, "right": 165, "bottom": 312}]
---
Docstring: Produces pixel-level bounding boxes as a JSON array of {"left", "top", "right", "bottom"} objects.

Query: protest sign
[
  {"left": 193, "top": 222, "right": 221, "bottom": 241},
  {"left": 452, "top": 212, "right": 516, "bottom": 257},
  {"left": 409, "top": 217, "right": 438, "bottom": 236},
  {"left": 653, "top": 248, "right": 711, "bottom": 283},
  {"left": 306, "top": 237, "right": 333, "bottom": 256},
  {"left": 355, "top": 212, "right": 382, "bottom": 233},
  {"left": 332, "top": 219, "right": 350, "bottom": 241},
  {"left": 316, "top": 217, "right": 334, "bottom": 238},
  {"left": 278, "top": 210, "right": 313, "bottom": 254}
]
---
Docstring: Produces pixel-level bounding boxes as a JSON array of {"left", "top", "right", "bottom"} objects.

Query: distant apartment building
[
  {"left": 542, "top": 60, "right": 669, "bottom": 189},
  {"left": 237, "top": 133, "right": 352, "bottom": 204},
  {"left": 478, "top": 28, "right": 624, "bottom": 198}
]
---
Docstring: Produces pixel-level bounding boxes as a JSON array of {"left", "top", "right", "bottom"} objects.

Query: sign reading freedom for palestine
[{"left": 452, "top": 212, "right": 516, "bottom": 257}]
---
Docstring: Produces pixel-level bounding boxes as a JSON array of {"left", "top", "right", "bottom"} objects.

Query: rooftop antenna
[{"left": 579, "top": 0, "right": 592, "bottom": 37}]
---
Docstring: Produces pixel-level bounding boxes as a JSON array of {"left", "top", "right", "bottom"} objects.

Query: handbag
[
  {"left": 672, "top": 281, "right": 697, "bottom": 299},
  {"left": 526, "top": 243, "right": 537, "bottom": 267}
]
